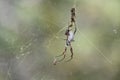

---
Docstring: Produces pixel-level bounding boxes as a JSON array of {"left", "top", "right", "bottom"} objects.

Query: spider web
[
  {"left": 46, "top": 24, "right": 113, "bottom": 64},
  {"left": 45, "top": 2, "right": 113, "bottom": 65}
]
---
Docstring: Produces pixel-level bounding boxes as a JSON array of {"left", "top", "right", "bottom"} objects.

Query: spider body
[
  {"left": 67, "top": 30, "right": 74, "bottom": 42},
  {"left": 65, "top": 29, "right": 74, "bottom": 46}
]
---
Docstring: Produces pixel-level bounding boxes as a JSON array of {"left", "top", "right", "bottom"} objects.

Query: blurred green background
[{"left": 0, "top": 0, "right": 120, "bottom": 80}]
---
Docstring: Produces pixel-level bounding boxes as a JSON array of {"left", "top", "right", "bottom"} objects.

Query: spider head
[
  {"left": 71, "top": 8, "right": 75, "bottom": 13},
  {"left": 65, "top": 29, "right": 70, "bottom": 35}
]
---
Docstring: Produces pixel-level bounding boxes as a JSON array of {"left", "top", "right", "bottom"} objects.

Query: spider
[
  {"left": 53, "top": 8, "right": 77, "bottom": 65},
  {"left": 53, "top": 7, "right": 113, "bottom": 65}
]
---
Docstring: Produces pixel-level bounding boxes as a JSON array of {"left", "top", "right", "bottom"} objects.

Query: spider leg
[
  {"left": 57, "top": 53, "right": 66, "bottom": 62},
  {"left": 65, "top": 44, "right": 73, "bottom": 62},
  {"left": 53, "top": 47, "right": 67, "bottom": 65},
  {"left": 56, "top": 47, "right": 67, "bottom": 57}
]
